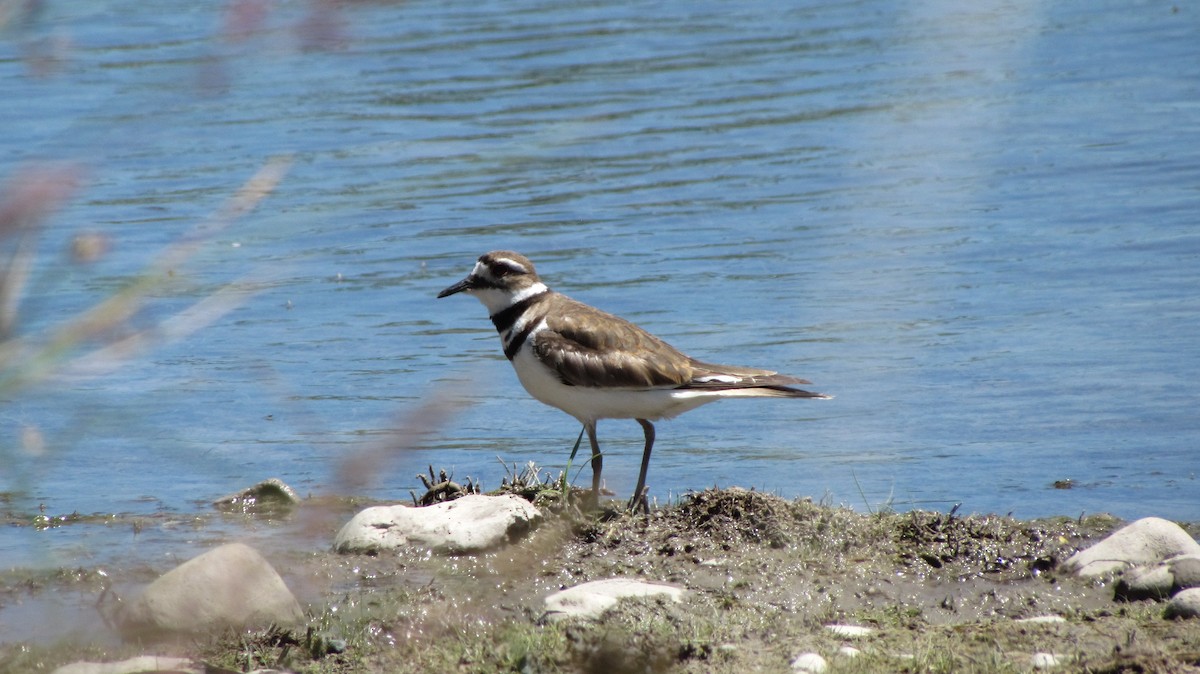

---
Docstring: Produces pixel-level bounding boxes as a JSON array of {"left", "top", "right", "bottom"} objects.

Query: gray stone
[
  {"left": 790, "top": 652, "right": 828, "bottom": 673},
  {"left": 213, "top": 477, "right": 301, "bottom": 514},
  {"left": 51, "top": 656, "right": 198, "bottom": 674},
  {"left": 1115, "top": 563, "right": 1177, "bottom": 601},
  {"left": 1164, "top": 587, "right": 1200, "bottom": 619},
  {"left": 118, "top": 543, "right": 303, "bottom": 636},
  {"left": 1170, "top": 554, "right": 1200, "bottom": 591},
  {"left": 334, "top": 494, "right": 541, "bottom": 554},
  {"left": 1115, "top": 553, "right": 1200, "bottom": 601},
  {"left": 542, "top": 578, "right": 684, "bottom": 621},
  {"left": 1064, "top": 517, "right": 1200, "bottom": 577}
]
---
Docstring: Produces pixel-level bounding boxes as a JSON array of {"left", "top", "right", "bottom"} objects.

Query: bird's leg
[
  {"left": 628, "top": 418, "right": 655, "bottom": 513},
  {"left": 584, "top": 421, "right": 603, "bottom": 496}
]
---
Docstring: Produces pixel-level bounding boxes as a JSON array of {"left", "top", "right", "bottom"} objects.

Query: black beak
[{"left": 437, "top": 276, "right": 474, "bottom": 298}]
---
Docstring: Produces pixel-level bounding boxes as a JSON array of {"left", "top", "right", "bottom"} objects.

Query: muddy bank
[{"left": 3, "top": 488, "right": 1199, "bottom": 673}]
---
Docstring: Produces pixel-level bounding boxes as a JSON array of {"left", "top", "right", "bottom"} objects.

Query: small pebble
[
  {"left": 1016, "top": 615, "right": 1066, "bottom": 624},
  {"left": 51, "top": 656, "right": 197, "bottom": 674},
  {"left": 825, "top": 624, "right": 874, "bottom": 638},
  {"left": 791, "top": 652, "right": 827, "bottom": 673},
  {"left": 1031, "top": 652, "right": 1064, "bottom": 668}
]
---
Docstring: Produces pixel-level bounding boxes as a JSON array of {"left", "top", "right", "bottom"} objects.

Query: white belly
[{"left": 510, "top": 346, "right": 717, "bottom": 423}]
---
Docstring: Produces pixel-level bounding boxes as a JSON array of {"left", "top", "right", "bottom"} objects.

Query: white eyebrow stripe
[{"left": 493, "top": 257, "right": 528, "bottom": 274}]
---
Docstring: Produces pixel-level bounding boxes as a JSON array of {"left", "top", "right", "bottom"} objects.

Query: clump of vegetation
[
  {"left": 409, "top": 465, "right": 482, "bottom": 506},
  {"left": 493, "top": 458, "right": 601, "bottom": 516}
]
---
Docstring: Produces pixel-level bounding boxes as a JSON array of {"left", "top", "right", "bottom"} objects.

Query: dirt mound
[{"left": 673, "top": 487, "right": 795, "bottom": 549}]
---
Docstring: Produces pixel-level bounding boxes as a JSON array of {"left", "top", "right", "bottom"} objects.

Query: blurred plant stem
[{"left": 0, "top": 155, "right": 291, "bottom": 398}]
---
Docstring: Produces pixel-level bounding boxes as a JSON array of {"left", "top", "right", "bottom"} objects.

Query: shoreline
[{"left": 3, "top": 487, "right": 1199, "bottom": 673}]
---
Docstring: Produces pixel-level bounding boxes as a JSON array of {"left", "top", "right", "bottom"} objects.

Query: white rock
[
  {"left": 334, "top": 494, "right": 541, "bottom": 554},
  {"left": 1064, "top": 517, "right": 1200, "bottom": 577},
  {"left": 118, "top": 543, "right": 303, "bottom": 635},
  {"left": 791, "top": 652, "right": 828, "bottom": 673},
  {"left": 542, "top": 578, "right": 684, "bottom": 621},
  {"left": 1164, "top": 587, "right": 1200, "bottom": 619},
  {"left": 1031, "top": 652, "right": 1064, "bottom": 668},
  {"left": 825, "top": 624, "right": 875, "bottom": 638},
  {"left": 837, "top": 646, "right": 862, "bottom": 658},
  {"left": 1016, "top": 615, "right": 1067, "bottom": 624},
  {"left": 52, "top": 656, "right": 198, "bottom": 674}
]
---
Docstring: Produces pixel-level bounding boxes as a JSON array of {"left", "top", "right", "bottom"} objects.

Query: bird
[{"left": 437, "top": 250, "right": 829, "bottom": 511}]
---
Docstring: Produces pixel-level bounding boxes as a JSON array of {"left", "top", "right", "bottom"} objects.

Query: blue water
[{"left": 2, "top": 0, "right": 1198, "bottom": 578}]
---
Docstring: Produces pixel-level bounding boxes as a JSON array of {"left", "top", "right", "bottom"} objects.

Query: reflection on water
[{"left": 1, "top": 0, "right": 1198, "bottom": 590}]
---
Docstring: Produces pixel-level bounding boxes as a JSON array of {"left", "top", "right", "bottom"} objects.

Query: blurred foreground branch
[
  {"left": 0, "top": 156, "right": 292, "bottom": 394},
  {"left": 334, "top": 384, "right": 473, "bottom": 493}
]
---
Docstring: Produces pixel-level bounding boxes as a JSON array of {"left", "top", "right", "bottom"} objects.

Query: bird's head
[{"left": 437, "top": 250, "right": 547, "bottom": 314}]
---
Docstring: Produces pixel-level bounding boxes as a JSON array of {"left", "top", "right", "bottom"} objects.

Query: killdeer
[{"left": 437, "top": 250, "right": 829, "bottom": 510}]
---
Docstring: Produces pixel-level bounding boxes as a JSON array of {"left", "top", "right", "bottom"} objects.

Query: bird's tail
[
  {"left": 712, "top": 385, "right": 832, "bottom": 400},
  {"left": 683, "top": 359, "right": 831, "bottom": 398}
]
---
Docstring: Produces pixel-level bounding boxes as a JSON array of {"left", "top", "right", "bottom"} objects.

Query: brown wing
[
  {"left": 531, "top": 296, "right": 694, "bottom": 388},
  {"left": 530, "top": 294, "right": 827, "bottom": 397}
]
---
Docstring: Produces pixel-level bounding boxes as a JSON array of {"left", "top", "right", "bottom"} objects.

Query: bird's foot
[{"left": 626, "top": 487, "right": 650, "bottom": 515}]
